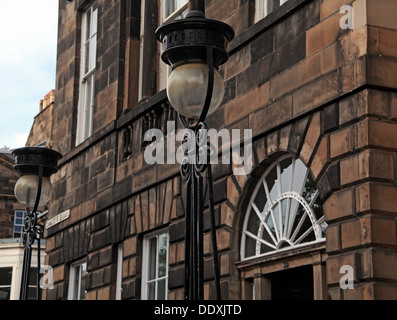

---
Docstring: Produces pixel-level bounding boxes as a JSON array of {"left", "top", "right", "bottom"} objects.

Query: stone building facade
[
  {"left": 39, "top": 0, "right": 397, "bottom": 300},
  {"left": 0, "top": 149, "right": 21, "bottom": 239},
  {"left": 26, "top": 90, "right": 56, "bottom": 148}
]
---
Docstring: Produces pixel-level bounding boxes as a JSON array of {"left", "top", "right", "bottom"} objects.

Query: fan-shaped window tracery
[{"left": 241, "top": 155, "right": 327, "bottom": 260}]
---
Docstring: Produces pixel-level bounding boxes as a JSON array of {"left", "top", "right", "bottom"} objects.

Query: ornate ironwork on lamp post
[
  {"left": 12, "top": 147, "right": 62, "bottom": 300},
  {"left": 156, "top": 10, "right": 234, "bottom": 300}
]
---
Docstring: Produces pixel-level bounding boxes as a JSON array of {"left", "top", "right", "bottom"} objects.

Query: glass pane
[
  {"left": 73, "top": 267, "right": 80, "bottom": 299},
  {"left": 27, "top": 286, "right": 37, "bottom": 300},
  {"left": 320, "top": 221, "right": 328, "bottom": 238},
  {"left": 265, "top": 168, "right": 278, "bottom": 204},
  {"left": 293, "top": 159, "right": 307, "bottom": 195},
  {"left": 176, "top": 0, "right": 186, "bottom": 9},
  {"left": 291, "top": 205, "right": 313, "bottom": 242},
  {"left": 165, "top": 0, "right": 176, "bottom": 18},
  {"left": 148, "top": 282, "right": 155, "bottom": 300},
  {"left": 302, "top": 175, "right": 317, "bottom": 204},
  {"left": 85, "top": 40, "right": 90, "bottom": 74},
  {"left": 280, "top": 198, "right": 288, "bottom": 230},
  {"left": 254, "top": 183, "right": 266, "bottom": 212},
  {"left": 0, "top": 268, "right": 12, "bottom": 286},
  {"left": 165, "top": 0, "right": 187, "bottom": 19},
  {"left": 92, "top": 7, "right": 98, "bottom": 35},
  {"left": 165, "top": 3, "right": 172, "bottom": 18},
  {"left": 280, "top": 157, "right": 292, "bottom": 194},
  {"left": 158, "top": 234, "right": 168, "bottom": 278},
  {"left": 260, "top": 223, "right": 275, "bottom": 248},
  {"left": 86, "top": 9, "right": 91, "bottom": 40},
  {"left": 244, "top": 235, "right": 256, "bottom": 257},
  {"left": 80, "top": 263, "right": 87, "bottom": 300},
  {"left": 0, "top": 287, "right": 11, "bottom": 300},
  {"left": 28, "top": 268, "right": 38, "bottom": 286},
  {"left": 84, "top": 76, "right": 92, "bottom": 110},
  {"left": 149, "top": 237, "right": 157, "bottom": 280},
  {"left": 265, "top": 213, "right": 278, "bottom": 240},
  {"left": 15, "top": 211, "right": 25, "bottom": 218},
  {"left": 83, "top": 75, "right": 94, "bottom": 139},
  {"left": 273, "top": 202, "right": 281, "bottom": 234},
  {"left": 157, "top": 279, "right": 166, "bottom": 300},
  {"left": 260, "top": 243, "right": 274, "bottom": 255},
  {"left": 246, "top": 208, "right": 260, "bottom": 235},
  {"left": 268, "top": 0, "right": 274, "bottom": 12},
  {"left": 89, "top": 34, "right": 97, "bottom": 71}
]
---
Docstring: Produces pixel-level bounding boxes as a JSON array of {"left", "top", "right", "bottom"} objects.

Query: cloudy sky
[{"left": 0, "top": 1, "right": 59, "bottom": 150}]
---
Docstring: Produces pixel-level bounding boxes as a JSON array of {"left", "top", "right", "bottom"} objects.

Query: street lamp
[
  {"left": 156, "top": 10, "right": 234, "bottom": 300},
  {"left": 12, "top": 146, "right": 62, "bottom": 300}
]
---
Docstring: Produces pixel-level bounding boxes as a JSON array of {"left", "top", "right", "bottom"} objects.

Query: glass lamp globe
[
  {"left": 14, "top": 175, "right": 53, "bottom": 208},
  {"left": 167, "top": 63, "right": 225, "bottom": 119}
]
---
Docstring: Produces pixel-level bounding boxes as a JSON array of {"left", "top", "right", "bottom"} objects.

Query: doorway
[{"left": 269, "top": 265, "right": 313, "bottom": 300}]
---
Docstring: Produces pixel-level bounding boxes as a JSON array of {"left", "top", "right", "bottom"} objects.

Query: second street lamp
[
  {"left": 12, "top": 146, "right": 62, "bottom": 300},
  {"left": 156, "top": 10, "right": 234, "bottom": 300}
]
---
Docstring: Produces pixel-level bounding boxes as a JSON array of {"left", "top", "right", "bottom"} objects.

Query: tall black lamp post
[
  {"left": 12, "top": 147, "right": 62, "bottom": 300},
  {"left": 156, "top": 10, "right": 234, "bottom": 300}
]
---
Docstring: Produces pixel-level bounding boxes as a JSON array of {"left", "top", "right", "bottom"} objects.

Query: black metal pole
[
  {"left": 181, "top": 131, "right": 205, "bottom": 300},
  {"left": 180, "top": 45, "right": 220, "bottom": 300},
  {"left": 36, "top": 224, "right": 43, "bottom": 300},
  {"left": 196, "top": 169, "right": 204, "bottom": 300},
  {"left": 20, "top": 221, "right": 32, "bottom": 300},
  {"left": 188, "top": 0, "right": 205, "bottom": 13},
  {"left": 20, "top": 166, "right": 43, "bottom": 300}
]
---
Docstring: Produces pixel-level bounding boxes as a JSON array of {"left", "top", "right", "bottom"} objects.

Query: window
[
  {"left": 68, "top": 261, "right": 87, "bottom": 300},
  {"left": 0, "top": 268, "right": 12, "bottom": 300},
  {"left": 163, "top": 0, "right": 188, "bottom": 22},
  {"left": 255, "top": 0, "right": 289, "bottom": 23},
  {"left": 159, "top": 0, "right": 188, "bottom": 91},
  {"left": 13, "top": 210, "right": 26, "bottom": 238},
  {"left": 115, "top": 244, "right": 123, "bottom": 300},
  {"left": 138, "top": 0, "right": 188, "bottom": 100},
  {"left": 142, "top": 231, "right": 169, "bottom": 300},
  {"left": 76, "top": 2, "right": 98, "bottom": 145},
  {"left": 241, "top": 155, "right": 326, "bottom": 260},
  {"left": 26, "top": 267, "right": 39, "bottom": 300},
  {"left": 14, "top": 211, "right": 41, "bottom": 239}
]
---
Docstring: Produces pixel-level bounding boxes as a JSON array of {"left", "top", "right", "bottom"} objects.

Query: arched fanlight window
[{"left": 241, "top": 155, "right": 327, "bottom": 260}]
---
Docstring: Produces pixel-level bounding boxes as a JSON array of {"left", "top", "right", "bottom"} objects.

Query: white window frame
[
  {"left": 141, "top": 230, "right": 169, "bottom": 300},
  {"left": 241, "top": 155, "right": 326, "bottom": 261},
  {"left": 68, "top": 260, "right": 87, "bottom": 300},
  {"left": 76, "top": 1, "right": 98, "bottom": 145},
  {"left": 255, "top": 0, "right": 289, "bottom": 23}
]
